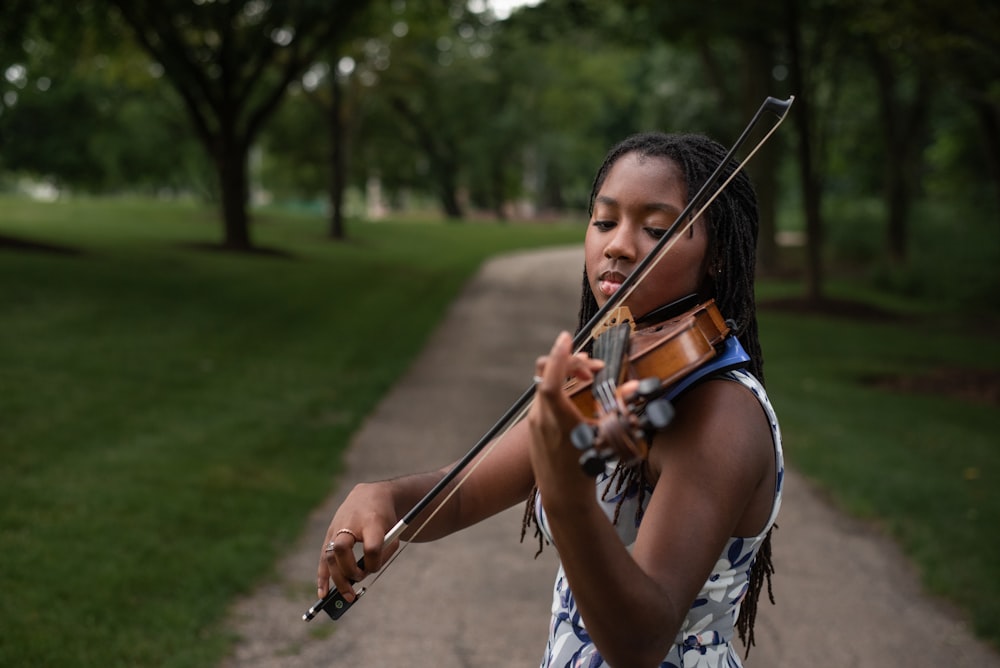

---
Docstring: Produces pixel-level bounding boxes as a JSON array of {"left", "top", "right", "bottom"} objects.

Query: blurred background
[
  {"left": 1, "top": 0, "right": 997, "bottom": 666},
  {"left": 2, "top": 0, "right": 997, "bottom": 303}
]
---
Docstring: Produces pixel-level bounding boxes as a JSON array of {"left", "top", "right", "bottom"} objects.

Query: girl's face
[{"left": 585, "top": 152, "right": 710, "bottom": 319}]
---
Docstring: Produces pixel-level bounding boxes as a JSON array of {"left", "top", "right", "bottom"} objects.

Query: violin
[
  {"left": 565, "top": 298, "right": 736, "bottom": 476},
  {"left": 303, "top": 95, "right": 794, "bottom": 623}
]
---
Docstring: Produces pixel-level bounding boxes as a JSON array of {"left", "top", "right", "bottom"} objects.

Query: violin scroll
[{"left": 571, "top": 379, "right": 675, "bottom": 476}]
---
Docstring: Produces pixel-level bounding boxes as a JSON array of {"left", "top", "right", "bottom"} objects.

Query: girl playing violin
[{"left": 318, "top": 132, "right": 783, "bottom": 668}]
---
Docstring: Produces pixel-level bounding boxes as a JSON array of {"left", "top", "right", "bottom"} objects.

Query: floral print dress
[{"left": 535, "top": 369, "right": 784, "bottom": 668}]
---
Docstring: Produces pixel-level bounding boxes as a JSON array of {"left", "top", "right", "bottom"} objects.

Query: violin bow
[{"left": 303, "top": 95, "right": 795, "bottom": 622}]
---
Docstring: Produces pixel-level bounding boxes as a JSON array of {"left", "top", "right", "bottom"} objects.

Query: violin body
[
  {"left": 565, "top": 300, "right": 732, "bottom": 473},
  {"left": 566, "top": 299, "right": 730, "bottom": 413}
]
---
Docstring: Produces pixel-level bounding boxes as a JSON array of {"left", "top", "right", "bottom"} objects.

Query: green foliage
[
  {"left": 820, "top": 195, "right": 1000, "bottom": 312},
  {"left": 0, "top": 195, "right": 581, "bottom": 667},
  {"left": 0, "top": 3, "right": 210, "bottom": 195},
  {"left": 257, "top": 90, "right": 330, "bottom": 199},
  {"left": 1, "top": 76, "right": 108, "bottom": 186}
]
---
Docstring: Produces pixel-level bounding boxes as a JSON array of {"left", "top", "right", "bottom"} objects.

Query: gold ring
[{"left": 336, "top": 528, "right": 360, "bottom": 541}]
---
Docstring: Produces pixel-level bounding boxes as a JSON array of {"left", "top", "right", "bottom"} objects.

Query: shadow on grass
[
  {"left": 179, "top": 241, "right": 295, "bottom": 259},
  {"left": 760, "top": 295, "right": 903, "bottom": 322},
  {"left": 0, "top": 234, "right": 82, "bottom": 256},
  {"left": 761, "top": 296, "right": 1000, "bottom": 407}
]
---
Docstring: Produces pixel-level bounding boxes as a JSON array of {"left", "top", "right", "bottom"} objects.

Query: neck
[{"left": 634, "top": 293, "right": 703, "bottom": 327}]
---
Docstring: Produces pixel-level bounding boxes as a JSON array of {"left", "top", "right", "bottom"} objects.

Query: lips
[{"left": 597, "top": 270, "right": 628, "bottom": 297}]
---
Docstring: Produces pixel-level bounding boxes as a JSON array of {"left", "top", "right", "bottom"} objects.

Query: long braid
[{"left": 519, "top": 132, "right": 775, "bottom": 654}]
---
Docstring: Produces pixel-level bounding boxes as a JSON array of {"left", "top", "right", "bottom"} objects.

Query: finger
[
  {"left": 327, "top": 562, "right": 358, "bottom": 602},
  {"left": 318, "top": 533, "right": 361, "bottom": 585},
  {"left": 320, "top": 551, "right": 360, "bottom": 602},
  {"left": 538, "top": 332, "right": 572, "bottom": 394},
  {"left": 317, "top": 557, "right": 331, "bottom": 597},
  {"left": 566, "top": 352, "right": 605, "bottom": 382},
  {"left": 619, "top": 379, "right": 640, "bottom": 398},
  {"left": 364, "top": 535, "right": 401, "bottom": 579}
]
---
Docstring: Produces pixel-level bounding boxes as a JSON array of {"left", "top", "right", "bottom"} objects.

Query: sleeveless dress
[{"left": 535, "top": 369, "right": 784, "bottom": 668}]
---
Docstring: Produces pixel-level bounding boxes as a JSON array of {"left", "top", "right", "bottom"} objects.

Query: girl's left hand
[{"left": 527, "top": 331, "right": 603, "bottom": 498}]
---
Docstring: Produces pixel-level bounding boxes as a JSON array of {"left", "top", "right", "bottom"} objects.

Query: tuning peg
[
  {"left": 570, "top": 423, "right": 607, "bottom": 476},
  {"left": 641, "top": 398, "right": 674, "bottom": 431},
  {"left": 578, "top": 449, "right": 607, "bottom": 477},
  {"left": 571, "top": 422, "right": 596, "bottom": 451},
  {"left": 635, "top": 377, "right": 663, "bottom": 400}
]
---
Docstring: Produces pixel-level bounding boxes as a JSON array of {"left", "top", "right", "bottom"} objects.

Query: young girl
[{"left": 318, "top": 132, "right": 783, "bottom": 668}]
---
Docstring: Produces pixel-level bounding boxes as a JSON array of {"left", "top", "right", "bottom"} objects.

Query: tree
[
  {"left": 834, "top": 0, "right": 932, "bottom": 266},
  {"left": 782, "top": 0, "right": 829, "bottom": 303},
  {"left": 0, "top": 2, "right": 207, "bottom": 195},
  {"left": 598, "top": 0, "right": 791, "bottom": 276},
  {"left": 899, "top": 0, "right": 1000, "bottom": 220},
  {"left": 107, "top": 0, "right": 370, "bottom": 250}
]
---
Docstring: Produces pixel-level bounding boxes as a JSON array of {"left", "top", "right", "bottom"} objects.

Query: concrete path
[{"left": 219, "top": 246, "right": 999, "bottom": 667}]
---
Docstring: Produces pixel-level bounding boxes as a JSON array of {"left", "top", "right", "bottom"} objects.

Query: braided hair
[{"left": 519, "top": 132, "right": 775, "bottom": 655}]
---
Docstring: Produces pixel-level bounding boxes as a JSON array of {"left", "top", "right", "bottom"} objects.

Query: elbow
[
  {"left": 589, "top": 597, "right": 685, "bottom": 667},
  {"left": 590, "top": 620, "right": 681, "bottom": 668},
  {"left": 595, "top": 641, "right": 674, "bottom": 668}
]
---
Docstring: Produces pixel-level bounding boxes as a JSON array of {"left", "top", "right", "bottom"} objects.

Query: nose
[{"left": 604, "top": 223, "right": 637, "bottom": 261}]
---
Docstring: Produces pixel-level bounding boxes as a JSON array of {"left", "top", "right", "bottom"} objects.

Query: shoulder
[{"left": 646, "top": 375, "right": 772, "bottom": 493}]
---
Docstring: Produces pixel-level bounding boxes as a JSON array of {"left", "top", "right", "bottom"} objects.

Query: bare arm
[
  {"left": 317, "top": 417, "right": 537, "bottom": 602},
  {"left": 529, "top": 333, "right": 774, "bottom": 667}
]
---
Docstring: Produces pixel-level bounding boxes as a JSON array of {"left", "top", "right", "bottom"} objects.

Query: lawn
[
  {"left": 0, "top": 195, "right": 582, "bottom": 667},
  {"left": 0, "top": 195, "right": 997, "bottom": 664},
  {"left": 757, "top": 292, "right": 1000, "bottom": 648}
]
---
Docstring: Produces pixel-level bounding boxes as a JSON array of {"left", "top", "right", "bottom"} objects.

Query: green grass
[
  {"left": 0, "top": 195, "right": 581, "bottom": 667},
  {"left": 758, "top": 304, "right": 1000, "bottom": 648},
  {"left": 1, "top": 194, "right": 998, "bottom": 664}
]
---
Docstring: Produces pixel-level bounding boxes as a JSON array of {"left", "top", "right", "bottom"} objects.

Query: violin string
[{"left": 596, "top": 381, "right": 616, "bottom": 412}]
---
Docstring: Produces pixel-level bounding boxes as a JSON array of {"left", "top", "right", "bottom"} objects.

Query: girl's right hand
[{"left": 316, "top": 482, "right": 400, "bottom": 601}]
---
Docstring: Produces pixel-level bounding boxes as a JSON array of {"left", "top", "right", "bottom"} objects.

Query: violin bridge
[{"left": 591, "top": 306, "right": 635, "bottom": 340}]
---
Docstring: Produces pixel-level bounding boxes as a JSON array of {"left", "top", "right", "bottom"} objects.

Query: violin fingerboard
[{"left": 592, "top": 322, "right": 631, "bottom": 389}]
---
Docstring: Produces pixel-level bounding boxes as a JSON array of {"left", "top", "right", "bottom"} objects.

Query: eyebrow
[{"left": 593, "top": 195, "right": 683, "bottom": 217}]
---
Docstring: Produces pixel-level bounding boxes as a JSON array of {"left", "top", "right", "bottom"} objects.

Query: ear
[{"left": 700, "top": 257, "right": 721, "bottom": 298}]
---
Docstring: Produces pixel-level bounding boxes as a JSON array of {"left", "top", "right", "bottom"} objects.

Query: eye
[
  {"left": 592, "top": 219, "right": 616, "bottom": 232},
  {"left": 645, "top": 226, "right": 668, "bottom": 240}
]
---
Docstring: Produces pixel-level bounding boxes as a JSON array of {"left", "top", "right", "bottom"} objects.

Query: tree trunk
[
  {"left": 439, "top": 161, "right": 463, "bottom": 219},
  {"left": 492, "top": 162, "right": 507, "bottom": 222},
  {"left": 217, "top": 133, "right": 252, "bottom": 250},
  {"left": 869, "top": 44, "right": 931, "bottom": 265},
  {"left": 328, "top": 72, "right": 347, "bottom": 241},
  {"left": 785, "top": 0, "right": 824, "bottom": 302},
  {"left": 741, "top": 41, "right": 782, "bottom": 275},
  {"left": 970, "top": 97, "right": 1000, "bottom": 224},
  {"left": 390, "top": 95, "right": 463, "bottom": 220}
]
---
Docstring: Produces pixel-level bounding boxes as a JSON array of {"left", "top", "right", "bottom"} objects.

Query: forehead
[{"left": 597, "top": 152, "right": 687, "bottom": 203}]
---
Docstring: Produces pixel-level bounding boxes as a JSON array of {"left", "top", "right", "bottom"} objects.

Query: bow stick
[{"left": 303, "top": 94, "right": 795, "bottom": 622}]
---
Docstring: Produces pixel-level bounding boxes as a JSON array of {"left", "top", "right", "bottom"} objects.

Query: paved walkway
[{"left": 220, "top": 246, "right": 999, "bottom": 667}]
